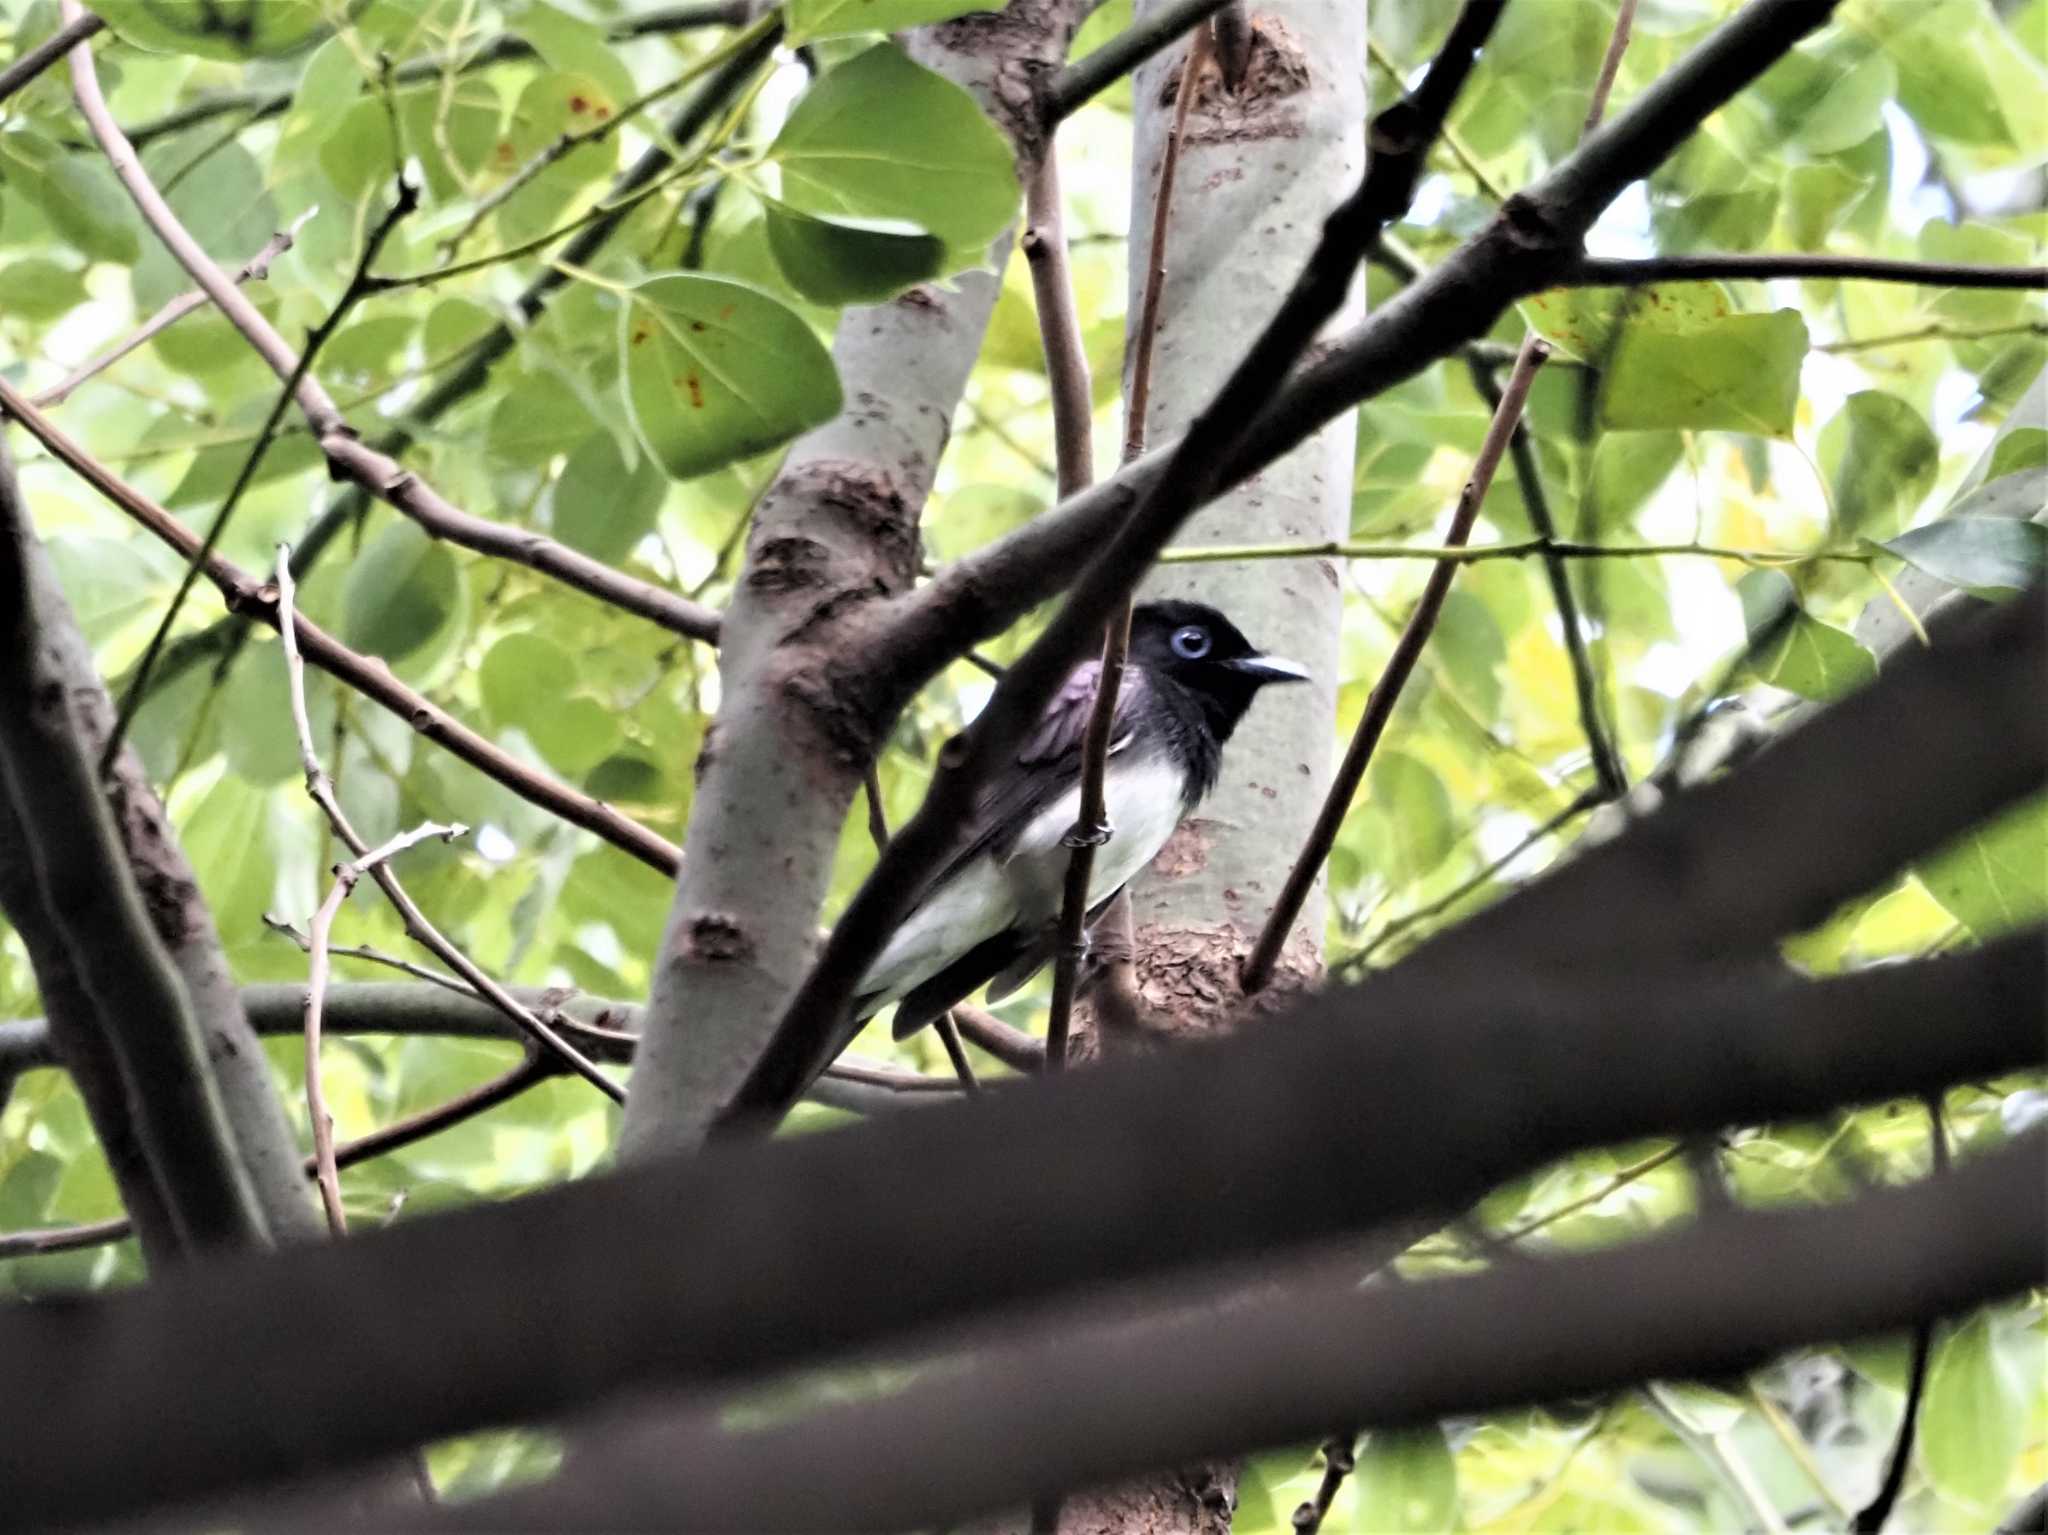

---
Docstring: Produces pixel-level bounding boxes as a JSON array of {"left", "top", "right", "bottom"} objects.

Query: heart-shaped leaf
[{"left": 621, "top": 274, "right": 842, "bottom": 479}]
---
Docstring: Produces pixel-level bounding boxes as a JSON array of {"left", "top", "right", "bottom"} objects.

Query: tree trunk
[
  {"left": 1054, "top": 4, "right": 1363, "bottom": 1529},
  {"left": 1119, "top": 0, "right": 1363, "bottom": 1037},
  {"left": 621, "top": 1, "right": 1087, "bottom": 1160}
]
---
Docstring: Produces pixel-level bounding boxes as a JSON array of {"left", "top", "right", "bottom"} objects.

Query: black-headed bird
[{"left": 855, "top": 599, "right": 1309, "bottom": 1039}]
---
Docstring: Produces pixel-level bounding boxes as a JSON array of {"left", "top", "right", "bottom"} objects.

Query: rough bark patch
[
  {"left": 681, "top": 913, "right": 755, "bottom": 965},
  {"left": 1160, "top": 15, "right": 1311, "bottom": 145}
]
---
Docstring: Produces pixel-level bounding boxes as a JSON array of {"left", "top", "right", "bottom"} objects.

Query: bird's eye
[{"left": 1170, "top": 625, "right": 1211, "bottom": 660}]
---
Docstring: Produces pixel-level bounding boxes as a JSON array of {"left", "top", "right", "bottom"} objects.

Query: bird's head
[{"left": 1129, "top": 599, "right": 1310, "bottom": 741}]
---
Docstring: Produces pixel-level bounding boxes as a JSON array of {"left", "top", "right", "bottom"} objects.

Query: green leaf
[
  {"left": 552, "top": 432, "right": 668, "bottom": 564},
  {"left": 1363, "top": 752, "right": 1454, "bottom": 887},
  {"left": 1885, "top": 515, "right": 2048, "bottom": 594},
  {"left": 1917, "top": 793, "right": 2048, "bottom": 939},
  {"left": 1818, "top": 391, "right": 1939, "bottom": 539},
  {"left": 1747, "top": 612, "right": 1877, "bottom": 701},
  {"left": 342, "top": 522, "right": 466, "bottom": 666},
  {"left": 621, "top": 273, "right": 842, "bottom": 480},
  {"left": 786, "top": 0, "right": 997, "bottom": 42},
  {"left": 1984, "top": 427, "right": 2048, "bottom": 482},
  {"left": 1581, "top": 431, "right": 1684, "bottom": 536},
  {"left": 1600, "top": 309, "right": 1809, "bottom": 437},
  {"left": 489, "top": 370, "right": 601, "bottom": 468},
  {"left": 1520, "top": 283, "right": 1734, "bottom": 364},
  {"left": 1755, "top": 31, "right": 1897, "bottom": 155},
  {"left": 762, "top": 200, "right": 946, "bottom": 305},
  {"left": 0, "top": 132, "right": 140, "bottom": 263},
  {"left": 90, "top": 0, "right": 325, "bottom": 57},
  {"left": 1920, "top": 1314, "right": 2028, "bottom": 1509},
  {"left": 1352, "top": 1427, "right": 1458, "bottom": 1534},
  {"left": 769, "top": 43, "right": 1018, "bottom": 249},
  {"left": 177, "top": 775, "right": 277, "bottom": 941},
  {"left": 479, "top": 634, "right": 620, "bottom": 779},
  {"left": 514, "top": 0, "right": 638, "bottom": 108},
  {"left": 0, "top": 257, "right": 88, "bottom": 321}
]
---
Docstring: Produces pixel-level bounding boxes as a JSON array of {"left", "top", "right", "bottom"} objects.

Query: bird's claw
[{"left": 1062, "top": 818, "right": 1113, "bottom": 849}]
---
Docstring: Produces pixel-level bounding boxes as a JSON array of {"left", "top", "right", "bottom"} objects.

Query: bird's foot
[{"left": 1062, "top": 818, "right": 1113, "bottom": 849}]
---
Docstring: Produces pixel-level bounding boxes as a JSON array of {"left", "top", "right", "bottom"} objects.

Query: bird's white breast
[{"left": 1004, "top": 752, "right": 1189, "bottom": 921}]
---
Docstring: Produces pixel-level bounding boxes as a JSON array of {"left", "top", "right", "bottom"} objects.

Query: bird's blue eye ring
[{"left": 1170, "top": 625, "right": 1211, "bottom": 660}]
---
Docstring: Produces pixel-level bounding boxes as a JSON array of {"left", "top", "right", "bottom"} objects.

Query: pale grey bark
[
  {"left": 1121, "top": 0, "right": 1363, "bottom": 1022},
  {"left": 621, "top": 4, "right": 1089, "bottom": 1160}
]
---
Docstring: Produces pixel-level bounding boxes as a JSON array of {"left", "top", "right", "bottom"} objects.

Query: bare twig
[
  {"left": 103, "top": 178, "right": 420, "bottom": 775},
  {"left": 134, "top": 35, "right": 771, "bottom": 709},
  {"left": 1291, "top": 1433, "right": 1356, "bottom": 1534},
  {"left": 120, "top": 2, "right": 754, "bottom": 147},
  {"left": 30, "top": 217, "right": 308, "bottom": 409},
  {"left": 1583, "top": 0, "right": 1640, "bottom": 136},
  {"left": 0, "top": 377, "right": 680, "bottom": 873},
  {"left": 1044, "top": 33, "right": 1203, "bottom": 1068},
  {"left": 1565, "top": 253, "right": 2048, "bottom": 289},
  {"left": 1242, "top": 342, "right": 1549, "bottom": 993},
  {"left": 948, "top": 1004, "right": 1047, "bottom": 1073},
  {"left": 275, "top": 548, "right": 627, "bottom": 1104},
  {"left": 302, "top": 821, "right": 467, "bottom": 1236},
  {"left": 0, "top": 8, "right": 101, "bottom": 105},
  {"left": 438, "top": 13, "right": 776, "bottom": 260},
  {"left": 1851, "top": 1099, "right": 1949, "bottom": 1533},
  {"left": 63, "top": 1, "right": 721, "bottom": 656}
]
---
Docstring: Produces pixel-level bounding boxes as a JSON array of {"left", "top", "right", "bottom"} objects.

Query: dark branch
[
  {"left": 0, "top": 440, "right": 267, "bottom": 1256},
  {"left": 1041, "top": 0, "right": 1238, "bottom": 124},
  {"left": 119, "top": 2, "right": 754, "bottom": 147},
  {"left": 0, "top": 9, "right": 101, "bottom": 106},
  {"left": 1242, "top": 337, "right": 1547, "bottom": 994},
  {"left": 0, "top": 376, "right": 682, "bottom": 875},
  {"left": 912, "top": 0, "right": 1848, "bottom": 705},
  {"left": 453, "top": 1139, "right": 2045, "bottom": 1534},
  {"left": 0, "top": 922, "right": 2036, "bottom": 1527},
  {"left": 1565, "top": 253, "right": 2048, "bottom": 290}
]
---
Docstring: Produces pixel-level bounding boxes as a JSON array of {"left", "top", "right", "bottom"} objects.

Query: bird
[{"left": 852, "top": 599, "right": 1309, "bottom": 1041}]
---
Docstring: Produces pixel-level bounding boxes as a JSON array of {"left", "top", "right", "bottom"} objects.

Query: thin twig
[
  {"left": 1159, "top": 535, "right": 1874, "bottom": 568},
  {"left": 1565, "top": 253, "right": 2048, "bottom": 290},
  {"left": 1044, "top": 33, "right": 1202, "bottom": 1068},
  {"left": 0, "top": 377, "right": 681, "bottom": 873},
  {"left": 1342, "top": 789, "right": 1606, "bottom": 971},
  {"left": 63, "top": 2, "right": 721, "bottom": 656},
  {"left": 1241, "top": 341, "right": 1549, "bottom": 994},
  {"left": 1292, "top": 1432, "right": 1357, "bottom": 1534},
  {"left": 1819, "top": 318, "right": 2048, "bottom": 354},
  {"left": 948, "top": 1005, "right": 1047, "bottom": 1073},
  {"left": 1469, "top": 347, "right": 1631, "bottom": 798},
  {"left": 1583, "top": 0, "right": 1640, "bottom": 136},
  {"left": 30, "top": 217, "right": 308, "bottom": 408},
  {"left": 302, "top": 820, "right": 467, "bottom": 1236},
  {"left": 276, "top": 548, "right": 627, "bottom": 1104},
  {"left": 437, "top": 12, "right": 777, "bottom": 260},
  {"left": 102, "top": 178, "right": 419, "bottom": 776},
  {"left": 119, "top": 4, "right": 755, "bottom": 146},
  {"left": 0, "top": 9, "right": 101, "bottom": 105},
  {"left": 1852, "top": 1098, "right": 1949, "bottom": 1533}
]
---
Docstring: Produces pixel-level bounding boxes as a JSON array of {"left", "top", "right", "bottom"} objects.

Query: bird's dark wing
[{"left": 904, "top": 661, "right": 1149, "bottom": 916}]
